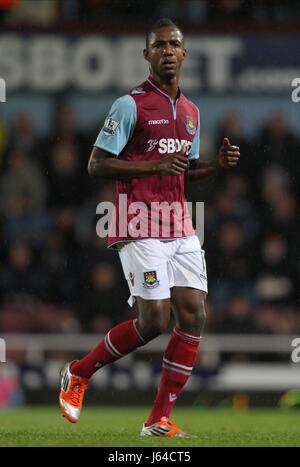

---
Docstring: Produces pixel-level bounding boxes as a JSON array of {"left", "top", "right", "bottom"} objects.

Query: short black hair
[{"left": 145, "top": 18, "right": 182, "bottom": 49}]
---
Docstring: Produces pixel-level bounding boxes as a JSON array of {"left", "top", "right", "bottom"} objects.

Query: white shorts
[{"left": 118, "top": 235, "right": 208, "bottom": 306}]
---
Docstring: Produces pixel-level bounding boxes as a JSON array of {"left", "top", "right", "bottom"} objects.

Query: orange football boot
[
  {"left": 140, "top": 417, "right": 196, "bottom": 438},
  {"left": 59, "top": 362, "right": 88, "bottom": 423}
]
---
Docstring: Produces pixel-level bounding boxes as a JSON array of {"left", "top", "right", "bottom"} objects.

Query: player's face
[{"left": 144, "top": 27, "right": 186, "bottom": 81}]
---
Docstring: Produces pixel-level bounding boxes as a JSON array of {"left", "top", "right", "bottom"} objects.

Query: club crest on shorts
[
  {"left": 143, "top": 271, "right": 160, "bottom": 289},
  {"left": 186, "top": 116, "right": 196, "bottom": 135},
  {"left": 103, "top": 117, "right": 119, "bottom": 135}
]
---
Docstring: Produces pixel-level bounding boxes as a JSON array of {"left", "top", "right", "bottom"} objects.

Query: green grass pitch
[{"left": 0, "top": 406, "right": 300, "bottom": 447}]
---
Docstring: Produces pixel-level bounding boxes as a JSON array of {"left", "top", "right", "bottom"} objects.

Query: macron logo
[
  {"left": 148, "top": 119, "right": 169, "bottom": 125},
  {"left": 169, "top": 393, "right": 177, "bottom": 402}
]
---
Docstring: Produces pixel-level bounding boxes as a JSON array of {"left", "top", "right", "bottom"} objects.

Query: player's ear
[
  {"left": 182, "top": 47, "right": 187, "bottom": 60},
  {"left": 143, "top": 48, "right": 150, "bottom": 62}
]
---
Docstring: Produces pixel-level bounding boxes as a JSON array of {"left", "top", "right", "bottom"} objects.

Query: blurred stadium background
[{"left": 0, "top": 0, "right": 300, "bottom": 412}]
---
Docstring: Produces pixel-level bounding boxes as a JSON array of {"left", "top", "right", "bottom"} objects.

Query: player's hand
[
  {"left": 218, "top": 137, "right": 240, "bottom": 169},
  {"left": 157, "top": 145, "right": 189, "bottom": 176}
]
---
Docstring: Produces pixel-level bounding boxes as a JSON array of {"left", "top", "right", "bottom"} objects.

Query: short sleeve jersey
[{"left": 94, "top": 76, "right": 200, "bottom": 248}]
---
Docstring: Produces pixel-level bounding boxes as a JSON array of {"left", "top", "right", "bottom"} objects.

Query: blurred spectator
[
  {"left": 75, "top": 183, "right": 115, "bottom": 246},
  {"left": 54, "top": 105, "right": 86, "bottom": 150},
  {"left": 156, "top": 0, "right": 187, "bottom": 21},
  {"left": 185, "top": 0, "right": 208, "bottom": 23},
  {"left": 78, "top": 261, "right": 127, "bottom": 332},
  {"left": 44, "top": 104, "right": 90, "bottom": 206},
  {"left": 78, "top": 0, "right": 160, "bottom": 21},
  {"left": 208, "top": 0, "right": 252, "bottom": 22},
  {"left": 254, "top": 305, "right": 300, "bottom": 334},
  {"left": 0, "top": 150, "right": 46, "bottom": 215},
  {"left": 260, "top": 166, "right": 291, "bottom": 207},
  {"left": 42, "top": 228, "right": 81, "bottom": 307},
  {"left": 47, "top": 143, "right": 84, "bottom": 208},
  {"left": 7, "top": 114, "right": 40, "bottom": 160},
  {"left": 212, "top": 173, "right": 260, "bottom": 242},
  {"left": 254, "top": 234, "right": 298, "bottom": 305},
  {"left": 0, "top": 302, "right": 80, "bottom": 333},
  {"left": 0, "top": 243, "right": 49, "bottom": 304},
  {"left": 216, "top": 296, "right": 256, "bottom": 334},
  {"left": 256, "top": 113, "right": 299, "bottom": 184},
  {"left": 262, "top": 192, "right": 299, "bottom": 245},
  {"left": 252, "top": 0, "right": 300, "bottom": 24},
  {"left": 1, "top": 192, "right": 52, "bottom": 247},
  {"left": 253, "top": 305, "right": 276, "bottom": 334},
  {"left": 208, "top": 220, "right": 257, "bottom": 310},
  {"left": 271, "top": 307, "right": 300, "bottom": 334},
  {"left": 0, "top": 149, "right": 51, "bottom": 247}
]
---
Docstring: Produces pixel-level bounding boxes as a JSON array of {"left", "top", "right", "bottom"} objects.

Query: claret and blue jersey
[{"left": 94, "top": 75, "right": 201, "bottom": 247}]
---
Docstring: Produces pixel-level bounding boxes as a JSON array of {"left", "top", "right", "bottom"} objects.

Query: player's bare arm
[
  {"left": 189, "top": 137, "right": 240, "bottom": 180},
  {"left": 88, "top": 146, "right": 188, "bottom": 180}
]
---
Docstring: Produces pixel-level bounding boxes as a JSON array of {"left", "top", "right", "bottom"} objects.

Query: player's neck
[{"left": 150, "top": 73, "right": 180, "bottom": 102}]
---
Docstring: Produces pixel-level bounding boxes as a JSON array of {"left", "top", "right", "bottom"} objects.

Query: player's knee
[
  {"left": 195, "top": 299, "right": 206, "bottom": 330},
  {"left": 142, "top": 315, "right": 169, "bottom": 340},
  {"left": 151, "top": 313, "right": 170, "bottom": 337},
  {"left": 177, "top": 296, "right": 206, "bottom": 334},
  {"left": 138, "top": 303, "right": 170, "bottom": 340},
  {"left": 187, "top": 301, "right": 206, "bottom": 331}
]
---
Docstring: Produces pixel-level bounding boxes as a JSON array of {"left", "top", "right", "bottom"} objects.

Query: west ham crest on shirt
[
  {"left": 143, "top": 271, "right": 160, "bottom": 289},
  {"left": 103, "top": 117, "right": 119, "bottom": 135},
  {"left": 185, "top": 116, "right": 196, "bottom": 135}
]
